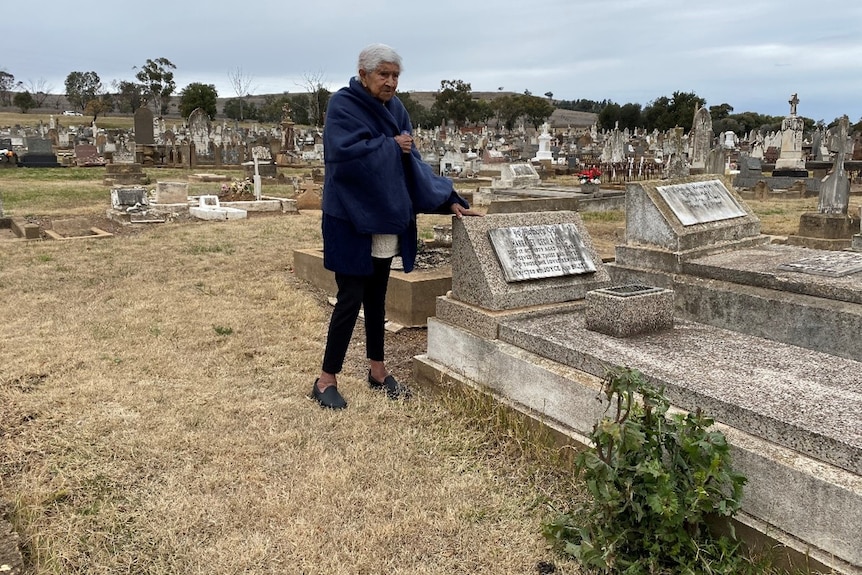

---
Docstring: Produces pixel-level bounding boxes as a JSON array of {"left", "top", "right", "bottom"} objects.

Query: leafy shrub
[{"left": 543, "top": 367, "right": 753, "bottom": 574}]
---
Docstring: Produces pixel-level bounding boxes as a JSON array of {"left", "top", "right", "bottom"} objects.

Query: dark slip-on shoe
[
  {"left": 368, "top": 371, "right": 412, "bottom": 400},
  {"left": 310, "top": 379, "right": 347, "bottom": 409}
]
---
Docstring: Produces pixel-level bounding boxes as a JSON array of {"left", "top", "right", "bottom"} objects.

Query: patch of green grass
[
  {"left": 187, "top": 243, "right": 235, "bottom": 255},
  {"left": 0, "top": 167, "right": 104, "bottom": 182},
  {"left": 213, "top": 325, "right": 233, "bottom": 336}
]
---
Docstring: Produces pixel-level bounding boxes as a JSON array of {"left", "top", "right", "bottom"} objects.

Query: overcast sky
[{"left": 8, "top": 0, "right": 862, "bottom": 123}]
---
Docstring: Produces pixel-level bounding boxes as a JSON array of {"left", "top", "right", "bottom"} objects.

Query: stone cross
[
  {"left": 817, "top": 115, "right": 850, "bottom": 215},
  {"left": 789, "top": 93, "right": 799, "bottom": 116},
  {"left": 253, "top": 157, "right": 262, "bottom": 200}
]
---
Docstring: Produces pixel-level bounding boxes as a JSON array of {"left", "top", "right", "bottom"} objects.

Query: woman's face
[{"left": 360, "top": 62, "right": 400, "bottom": 102}]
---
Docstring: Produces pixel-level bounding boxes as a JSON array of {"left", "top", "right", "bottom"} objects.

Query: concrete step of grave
[
  {"left": 419, "top": 311, "right": 862, "bottom": 573},
  {"left": 607, "top": 246, "right": 862, "bottom": 362},
  {"left": 496, "top": 311, "right": 861, "bottom": 476}
]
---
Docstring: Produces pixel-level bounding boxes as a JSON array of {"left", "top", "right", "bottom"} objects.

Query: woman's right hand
[{"left": 395, "top": 133, "right": 413, "bottom": 154}]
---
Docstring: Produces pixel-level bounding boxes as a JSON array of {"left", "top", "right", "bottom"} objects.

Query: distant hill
[
  {"left": 1, "top": 89, "right": 597, "bottom": 128},
  {"left": 399, "top": 90, "right": 597, "bottom": 129}
]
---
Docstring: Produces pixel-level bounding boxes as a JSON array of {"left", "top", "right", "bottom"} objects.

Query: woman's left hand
[{"left": 450, "top": 204, "right": 483, "bottom": 219}]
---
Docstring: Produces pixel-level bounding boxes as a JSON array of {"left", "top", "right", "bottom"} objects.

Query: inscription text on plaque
[
  {"left": 657, "top": 179, "right": 747, "bottom": 226},
  {"left": 488, "top": 224, "right": 597, "bottom": 282}
]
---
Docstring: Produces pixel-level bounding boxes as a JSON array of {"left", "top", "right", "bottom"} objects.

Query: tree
[
  {"left": 398, "top": 92, "right": 442, "bottom": 129},
  {"left": 13, "top": 91, "right": 36, "bottom": 113},
  {"left": 598, "top": 101, "right": 621, "bottom": 130},
  {"left": 257, "top": 93, "right": 293, "bottom": 123},
  {"left": 135, "top": 57, "right": 176, "bottom": 116},
  {"left": 469, "top": 99, "right": 495, "bottom": 126},
  {"left": 520, "top": 94, "right": 555, "bottom": 130},
  {"left": 223, "top": 98, "right": 259, "bottom": 121},
  {"left": 432, "top": 79, "right": 475, "bottom": 128},
  {"left": 0, "top": 69, "right": 15, "bottom": 106},
  {"left": 618, "top": 102, "right": 643, "bottom": 131},
  {"left": 21, "top": 78, "right": 52, "bottom": 107},
  {"left": 84, "top": 97, "right": 112, "bottom": 122},
  {"left": 65, "top": 71, "right": 102, "bottom": 111},
  {"left": 709, "top": 103, "right": 734, "bottom": 123},
  {"left": 287, "top": 93, "right": 311, "bottom": 125},
  {"left": 298, "top": 72, "right": 330, "bottom": 127},
  {"left": 490, "top": 94, "right": 523, "bottom": 131},
  {"left": 556, "top": 98, "right": 608, "bottom": 114},
  {"left": 227, "top": 67, "right": 256, "bottom": 121},
  {"left": 178, "top": 83, "right": 218, "bottom": 119},
  {"left": 642, "top": 91, "right": 706, "bottom": 132},
  {"left": 112, "top": 80, "right": 145, "bottom": 114}
]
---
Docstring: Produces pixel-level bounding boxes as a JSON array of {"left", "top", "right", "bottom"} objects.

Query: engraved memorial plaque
[
  {"left": 777, "top": 252, "right": 862, "bottom": 277},
  {"left": 657, "top": 179, "right": 747, "bottom": 226},
  {"left": 488, "top": 224, "right": 596, "bottom": 282}
]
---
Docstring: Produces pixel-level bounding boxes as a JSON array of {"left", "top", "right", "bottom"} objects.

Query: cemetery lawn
[
  {"left": 0, "top": 167, "right": 842, "bottom": 574},
  {"left": 0, "top": 167, "right": 587, "bottom": 574}
]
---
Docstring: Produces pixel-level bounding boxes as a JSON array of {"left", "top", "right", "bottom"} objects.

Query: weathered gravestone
[
  {"left": 20, "top": 137, "right": 61, "bottom": 167},
  {"left": 110, "top": 187, "right": 148, "bottom": 210},
  {"left": 133, "top": 107, "right": 155, "bottom": 145},
  {"left": 817, "top": 115, "right": 851, "bottom": 215},
  {"left": 450, "top": 211, "right": 610, "bottom": 311},
  {"left": 494, "top": 163, "right": 540, "bottom": 189},
  {"left": 74, "top": 144, "right": 103, "bottom": 167},
  {"left": 776, "top": 250, "right": 862, "bottom": 277},
  {"left": 188, "top": 108, "right": 213, "bottom": 163},
  {"left": 689, "top": 106, "right": 712, "bottom": 172},
  {"left": 773, "top": 93, "right": 808, "bottom": 177},
  {"left": 614, "top": 175, "right": 764, "bottom": 274},
  {"left": 787, "top": 115, "right": 859, "bottom": 250}
]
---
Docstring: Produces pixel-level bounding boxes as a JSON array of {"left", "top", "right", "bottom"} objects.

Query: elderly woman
[{"left": 311, "top": 43, "right": 480, "bottom": 409}]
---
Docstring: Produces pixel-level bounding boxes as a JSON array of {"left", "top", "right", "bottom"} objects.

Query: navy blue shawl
[{"left": 321, "top": 77, "right": 464, "bottom": 274}]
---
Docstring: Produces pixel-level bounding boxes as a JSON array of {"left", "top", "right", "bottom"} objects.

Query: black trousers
[{"left": 321, "top": 257, "right": 392, "bottom": 375}]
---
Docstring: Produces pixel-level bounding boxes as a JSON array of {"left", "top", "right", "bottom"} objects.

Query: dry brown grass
[
  {"left": 0, "top": 170, "right": 585, "bottom": 574},
  {"left": 2, "top": 165, "right": 849, "bottom": 574}
]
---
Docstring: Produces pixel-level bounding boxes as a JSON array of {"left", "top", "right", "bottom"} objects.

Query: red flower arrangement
[{"left": 578, "top": 167, "right": 602, "bottom": 185}]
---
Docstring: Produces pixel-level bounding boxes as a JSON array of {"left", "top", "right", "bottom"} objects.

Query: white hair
[{"left": 356, "top": 43, "right": 403, "bottom": 78}]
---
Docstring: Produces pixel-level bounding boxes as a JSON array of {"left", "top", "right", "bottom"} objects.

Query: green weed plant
[{"left": 544, "top": 367, "right": 753, "bottom": 574}]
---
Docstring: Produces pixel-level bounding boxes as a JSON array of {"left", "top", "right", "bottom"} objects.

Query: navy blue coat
[{"left": 321, "top": 77, "right": 468, "bottom": 275}]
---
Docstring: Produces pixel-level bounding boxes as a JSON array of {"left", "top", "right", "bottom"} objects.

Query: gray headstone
[
  {"left": 817, "top": 115, "right": 851, "bottom": 215},
  {"left": 188, "top": 108, "right": 212, "bottom": 160},
  {"left": 110, "top": 187, "right": 148, "bottom": 209},
  {"left": 26, "top": 137, "right": 54, "bottom": 154},
  {"left": 134, "top": 107, "right": 155, "bottom": 145},
  {"left": 618, "top": 175, "right": 763, "bottom": 269},
  {"left": 451, "top": 211, "right": 610, "bottom": 310},
  {"left": 690, "top": 107, "right": 712, "bottom": 170}
]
